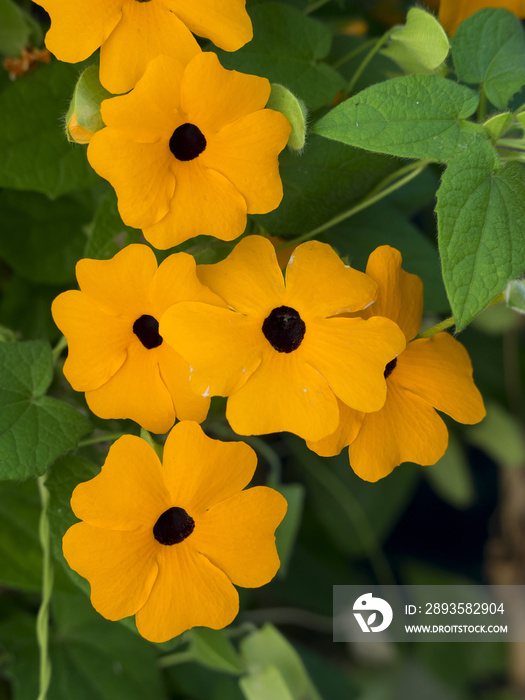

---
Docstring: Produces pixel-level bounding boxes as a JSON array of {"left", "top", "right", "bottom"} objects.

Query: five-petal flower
[
  {"left": 63, "top": 421, "right": 287, "bottom": 642},
  {"left": 52, "top": 244, "right": 221, "bottom": 433},
  {"left": 160, "top": 236, "right": 406, "bottom": 442},
  {"left": 307, "top": 245, "right": 486, "bottom": 481}
]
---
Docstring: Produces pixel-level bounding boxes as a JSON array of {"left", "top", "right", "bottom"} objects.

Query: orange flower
[
  {"left": 307, "top": 246, "right": 486, "bottom": 481},
  {"left": 88, "top": 53, "right": 290, "bottom": 249},
  {"left": 63, "top": 422, "right": 287, "bottom": 642},
  {"left": 36, "top": 0, "right": 252, "bottom": 93}
]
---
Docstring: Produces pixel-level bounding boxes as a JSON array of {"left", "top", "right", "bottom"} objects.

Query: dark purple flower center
[
  {"left": 262, "top": 305, "right": 306, "bottom": 353},
  {"left": 133, "top": 314, "right": 163, "bottom": 349},
  {"left": 153, "top": 507, "right": 195, "bottom": 545},
  {"left": 169, "top": 123, "right": 207, "bottom": 161},
  {"left": 384, "top": 357, "right": 397, "bottom": 379},
  {"left": 135, "top": 1, "right": 152, "bottom": 3}
]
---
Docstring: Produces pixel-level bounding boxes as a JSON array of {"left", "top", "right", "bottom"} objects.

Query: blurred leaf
[
  {"left": 240, "top": 666, "right": 294, "bottom": 700},
  {"left": 0, "top": 0, "right": 34, "bottom": 56},
  {"left": 422, "top": 432, "right": 475, "bottom": 509},
  {"left": 164, "top": 660, "right": 245, "bottom": 700},
  {"left": 47, "top": 454, "right": 99, "bottom": 591},
  {"left": 451, "top": 8, "right": 525, "bottom": 109},
  {"left": 0, "top": 274, "right": 63, "bottom": 342},
  {"left": 216, "top": 2, "right": 345, "bottom": 110},
  {"left": 506, "top": 279, "right": 525, "bottom": 314},
  {"left": 0, "top": 479, "right": 41, "bottom": 591},
  {"left": 0, "top": 189, "right": 90, "bottom": 284},
  {"left": 84, "top": 188, "right": 141, "bottom": 260},
  {"left": 436, "top": 141, "right": 525, "bottom": 329},
  {"left": 466, "top": 401, "right": 525, "bottom": 467},
  {"left": 2, "top": 591, "right": 164, "bottom": 700},
  {"left": 0, "top": 341, "right": 91, "bottom": 479},
  {"left": 240, "top": 624, "right": 321, "bottom": 700},
  {"left": 274, "top": 483, "right": 305, "bottom": 577},
  {"left": 256, "top": 134, "right": 400, "bottom": 237},
  {"left": 472, "top": 303, "right": 519, "bottom": 335},
  {"left": 291, "top": 438, "right": 419, "bottom": 557},
  {"left": 189, "top": 628, "right": 244, "bottom": 675},
  {"left": 313, "top": 75, "right": 485, "bottom": 161},
  {"left": 0, "top": 60, "right": 100, "bottom": 197}
]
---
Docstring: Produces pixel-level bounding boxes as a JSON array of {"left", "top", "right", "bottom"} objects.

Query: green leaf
[
  {"left": 0, "top": 341, "right": 91, "bottom": 479},
  {"left": 436, "top": 139, "right": 525, "bottom": 329},
  {"left": 47, "top": 454, "right": 99, "bottom": 591},
  {"left": 0, "top": 189, "right": 90, "bottom": 284},
  {"left": 66, "top": 64, "right": 111, "bottom": 140},
  {"left": 240, "top": 666, "right": 295, "bottom": 700},
  {"left": 422, "top": 432, "right": 475, "bottom": 508},
  {"left": 291, "top": 438, "right": 419, "bottom": 557},
  {"left": 0, "top": 0, "right": 33, "bottom": 56},
  {"left": 0, "top": 479, "right": 42, "bottom": 591},
  {"left": 2, "top": 590, "right": 164, "bottom": 700},
  {"left": 240, "top": 624, "right": 322, "bottom": 700},
  {"left": 382, "top": 8, "right": 450, "bottom": 74},
  {"left": 267, "top": 84, "right": 307, "bottom": 151},
  {"left": 84, "top": 188, "right": 141, "bottom": 259},
  {"left": 255, "top": 134, "right": 400, "bottom": 237},
  {"left": 216, "top": 3, "right": 344, "bottom": 110},
  {"left": 189, "top": 629, "right": 244, "bottom": 675},
  {"left": 451, "top": 8, "right": 525, "bottom": 110},
  {"left": 0, "top": 60, "right": 100, "bottom": 197},
  {"left": 274, "top": 483, "right": 304, "bottom": 577},
  {"left": 466, "top": 401, "right": 525, "bottom": 468},
  {"left": 313, "top": 74, "right": 485, "bottom": 161}
]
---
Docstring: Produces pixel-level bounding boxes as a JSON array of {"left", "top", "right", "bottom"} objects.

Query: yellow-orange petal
[
  {"left": 226, "top": 348, "right": 340, "bottom": 441},
  {"left": 161, "top": 421, "right": 258, "bottom": 513},
  {"left": 52, "top": 291, "right": 130, "bottom": 391},
  {"left": 150, "top": 251, "right": 224, "bottom": 316},
  {"left": 202, "top": 109, "right": 289, "bottom": 214},
  {"left": 99, "top": 1, "right": 200, "bottom": 94},
  {"left": 85, "top": 340, "right": 177, "bottom": 434},
  {"left": 395, "top": 333, "right": 486, "bottom": 424},
  {"left": 193, "top": 486, "right": 286, "bottom": 588},
  {"left": 142, "top": 161, "right": 247, "bottom": 249},
  {"left": 196, "top": 236, "right": 285, "bottom": 316},
  {"left": 100, "top": 56, "right": 185, "bottom": 141},
  {"left": 166, "top": 0, "right": 252, "bottom": 52},
  {"left": 160, "top": 303, "right": 262, "bottom": 396},
  {"left": 40, "top": 0, "right": 122, "bottom": 63},
  {"left": 63, "top": 523, "right": 159, "bottom": 620},
  {"left": 70, "top": 435, "right": 169, "bottom": 529},
  {"left": 181, "top": 53, "right": 268, "bottom": 134},
  {"left": 75, "top": 244, "right": 157, "bottom": 318},
  {"left": 306, "top": 399, "right": 365, "bottom": 457},
  {"left": 156, "top": 344, "right": 210, "bottom": 424},
  {"left": 285, "top": 241, "right": 378, "bottom": 317},
  {"left": 361, "top": 245, "right": 423, "bottom": 341},
  {"left": 304, "top": 316, "right": 406, "bottom": 412},
  {"left": 88, "top": 130, "right": 175, "bottom": 229},
  {"left": 135, "top": 541, "right": 239, "bottom": 642},
  {"left": 348, "top": 377, "right": 449, "bottom": 481}
]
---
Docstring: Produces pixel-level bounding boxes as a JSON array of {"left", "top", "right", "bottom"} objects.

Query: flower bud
[
  {"left": 266, "top": 83, "right": 307, "bottom": 152},
  {"left": 65, "top": 65, "right": 111, "bottom": 144}
]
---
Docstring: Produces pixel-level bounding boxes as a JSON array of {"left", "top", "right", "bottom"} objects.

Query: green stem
[
  {"left": 78, "top": 432, "right": 127, "bottom": 447},
  {"left": 51, "top": 336, "right": 67, "bottom": 366},
  {"left": 277, "top": 159, "right": 429, "bottom": 251},
  {"left": 300, "top": 457, "right": 396, "bottom": 586},
  {"left": 304, "top": 0, "right": 331, "bottom": 14},
  {"left": 477, "top": 86, "right": 487, "bottom": 122},
  {"left": 416, "top": 316, "right": 455, "bottom": 339},
  {"left": 332, "top": 38, "right": 377, "bottom": 70},
  {"left": 36, "top": 474, "right": 53, "bottom": 700},
  {"left": 346, "top": 28, "right": 395, "bottom": 95},
  {"left": 157, "top": 650, "right": 195, "bottom": 669}
]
